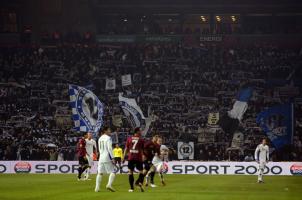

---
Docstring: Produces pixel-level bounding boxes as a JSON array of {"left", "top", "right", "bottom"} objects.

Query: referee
[{"left": 113, "top": 143, "right": 123, "bottom": 172}]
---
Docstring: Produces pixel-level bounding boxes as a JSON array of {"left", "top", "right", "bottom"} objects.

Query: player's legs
[
  {"left": 143, "top": 160, "right": 151, "bottom": 186},
  {"left": 95, "top": 163, "right": 104, "bottom": 192},
  {"left": 156, "top": 163, "right": 166, "bottom": 186},
  {"left": 104, "top": 162, "right": 116, "bottom": 191},
  {"left": 145, "top": 165, "right": 156, "bottom": 186},
  {"left": 78, "top": 156, "right": 89, "bottom": 180},
  {"left": 258, "top": 161, "right": 265, "bottom": 183},
  {"left": 127, "top": 160, "right": 135, "bottom": 192},
  {"left": 84, "top": 156, "right": 93, "bottom": 180},
  {"left": 134, "top": 161, "right": 145, "bottom": 192},
  {"left": 115, "top": 157, "right": 122, "bottom": 173}
]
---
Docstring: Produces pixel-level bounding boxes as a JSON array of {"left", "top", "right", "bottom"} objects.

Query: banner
[
  {"left": 96, "top": 35, "right": 182, "bottom": 43},
  {"left": 231, "top": 131, "right": 244, "bottom": 149},
  {"left": 178, "top": 142, "right": 194, "bottom": 160},
  {"left": 256, "top": 103, "right": 294, "bottom": 149},
  {"left": 121, "top": 74, "right": 132, "bottom": 86},
  {"left": 208, "top": 112, "right": 219, "bottom": 125},
  {"left": 69, "top": 85, "right": 104, "bottom": 134},
  {"left": 1, "top": 161, "right": 302, "bottom": 175},
  {"left": 118, "top": 93, "right": 151, "bottom": 136},
  {"left": 105, "top": 78, "right": 116, "bottom": 90}
]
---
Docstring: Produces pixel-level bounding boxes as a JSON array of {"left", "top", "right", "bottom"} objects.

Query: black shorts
[
  {"left": 143, "top": 159, "right": 153, "bottom": 171},
  {"left": 115, "top": 157, "right": 122, "bottom": 164},
  {"left": 128, "top": 160, "right": 143, "bottom": 171},
  {"left": 79, "top": 156, "right": 88, "bottom": 166}
]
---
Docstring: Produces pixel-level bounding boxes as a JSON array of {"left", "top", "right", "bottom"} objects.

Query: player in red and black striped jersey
[
  {"left": 123, "top": 127, "right": 145, "bottom": 192},
  {"left": 77, "top": 133, "right": 89, "bottom": 180},
  {"left": 143, "top": 135, "right": 160, "bottom": 187}
]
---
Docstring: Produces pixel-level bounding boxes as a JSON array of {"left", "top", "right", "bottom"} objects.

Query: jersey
[
  {"left": 254, "top": 144, "right": 269, "bottom": 161},
  {"left": 77, "top": 138, "right": 87, "bottom": 157},
  {"left": 98, "top": 134, "right": 114, "bottom": 163},
  {"left": 113, "top": 147, "right": 123, "bottom": 158},
  {"left": 85, "top": 138, "right": 96, "bottom": 157},
  {"left": 152, "top": 144, "right": 168, "bottom": 164},
  {"left": 144, "top": 140, "right": 160, "bottom": 161},
  {"left": 126, "top": 135, "right": 144, "bottom": 161},
  {"left": 160, "top": 144, "right": 169, "bottom": 161}
]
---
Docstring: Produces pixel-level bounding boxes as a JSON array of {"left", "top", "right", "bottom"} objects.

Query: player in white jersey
[
  {"left": 254, "top": 138, "right": 269, "bottom": 183},
  {"left": 146, "top": 137, "right": 169, "bottom": 186},
  {"left": 84, "top": 132, "right": 97, "bottom": 180},
  {"left": 95, "top": 127, "right": 116, "bottom": 192}
]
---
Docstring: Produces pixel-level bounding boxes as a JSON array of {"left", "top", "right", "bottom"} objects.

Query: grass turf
[{"left": 0, "top": 174, "right": 301, "bottom": 200}]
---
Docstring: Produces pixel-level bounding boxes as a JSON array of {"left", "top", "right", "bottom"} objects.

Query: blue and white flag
[
  {"left": 256, "top": 103, "right": 294, "bottom": 149},
  {"left": 69, "top": 84, "right": 104, "bottom": 135},
  {"left": 228, "top": 87, "right": 253, "bottom": 121},
  {"left": 118, "top": 93, "right": 151, "bottom": 136}
]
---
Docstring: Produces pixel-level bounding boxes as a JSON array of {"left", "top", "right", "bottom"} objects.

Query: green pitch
[{"left": 0, "top": 174, "right": 301, "bottom": 200}]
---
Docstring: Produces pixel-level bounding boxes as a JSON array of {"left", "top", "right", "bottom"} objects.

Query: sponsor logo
[
  {"left": 179, "top": 143, "right": 193, "bottom": 158},
  {"left": 14, "top": 162, "right": 31, "bottom": 173},
  {"left": 290, "top": 164, "right": 302, "bottom": 175}
]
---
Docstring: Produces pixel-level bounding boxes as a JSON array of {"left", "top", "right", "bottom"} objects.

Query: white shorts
[
  {"left": 97, "top": 162, "right": 115, "bottom": 174},
  {"left": 86, "top": 155, "right": 94, "bottom": 167},
  {"left": 258, "top": 160, "right": 267, "bottom": 170}
]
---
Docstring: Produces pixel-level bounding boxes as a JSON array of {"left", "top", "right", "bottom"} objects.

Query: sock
[
  {"left": 95, "top": 174, "right": 102, "bottom": 191},
  {"left": 85, "top": 168, "right": 90, "bottom": 179},
  {"left": 129, "top": 174, "right": 134, "bottom": 189},
  {"left": 159, "top": 173, "right": 164, "bottom": 181},
  {"left": 138, "top": 173, "right": 144, "bottom": 184},
  {"left": 258, "top": 168, "right": 263, "bottom": 181},
  {"left": 150, "top": 171, "right": 155, "bottom": 184},
  {"left": 78, "top": 166, "right": 83, "bottom": 178},
  {"left": 145, "top": 175, "right": 149, "bottom": 184},
  {"left": 107, "top": 173, "right": 116, "bottom": 187}
]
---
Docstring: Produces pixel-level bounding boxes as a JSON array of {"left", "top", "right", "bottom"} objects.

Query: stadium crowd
[{"left": 0, "top": 40, "right": 301, "bottom": 161}]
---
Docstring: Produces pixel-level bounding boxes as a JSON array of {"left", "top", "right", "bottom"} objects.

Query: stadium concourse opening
[{"left": 0, "top": 0, "right": 302, "bottom": 199}]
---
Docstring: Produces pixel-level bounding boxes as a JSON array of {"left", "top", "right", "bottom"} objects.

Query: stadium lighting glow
[
  {"left": 231, "top": 15, "right": 236, "bottom": 22},
  {"left": 216, "top": 16, "right": 221, "bottom": 22},
  {"left": 200, "top": 16, "right": 206, "bottom": 22}
]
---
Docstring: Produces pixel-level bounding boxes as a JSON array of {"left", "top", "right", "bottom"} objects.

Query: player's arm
[
  {"left": 93, "top": 141, "right": 98, "bottom": 157},
  {"left": 254, "top": 145, "right": 259, "bottom": 163},
  {"left": 122, "top": 139, "right": 129, "bottom": 163},
  {"left": 107, "top": 138, "right": 115, "bottom": 164},
  {"left": 266, "top": 147, "right": 269, "bottom": 163}
]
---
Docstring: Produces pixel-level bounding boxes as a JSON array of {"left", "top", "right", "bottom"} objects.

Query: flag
[
  {"left": 105, "top": 78, "right": 116, "bottom": 90},
  {"left": 228, "top": 87, "right": 253, "bottom": 120},
  {"left": 256, "top": 103, "right": 294, "bottom": 149},
  {"left": 218, "top": 87, "right": 253, "bottom": 134},
  {"left": 118, "top": 93, "right": 151, "bottom": 136},
  {"left": 69, "top": 84, "right": 104, "bottom": 135},
  {"left": 121, "top": 74, "right": 132, "bottom": 86}
]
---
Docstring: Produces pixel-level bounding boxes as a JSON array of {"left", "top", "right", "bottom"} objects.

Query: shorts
[
  {"left": 79, "top": 156, "right": 88, "bottom": 166},
  {"left": 143, "top": 159, "right": 152, "bottom": 171},
  {"left": 153, "top": 162, "right": 164, "bottom": 172},
  {"left": 258, "top": 160, "right": 267, "bottom": 170},
  {"left": 97, "top": 162, "right": 115, "bottom": 174},
  {"left": 128, "top": 160, "right": 143, "bottom": 171},
  {"left": 86, "top": 155, "right": 94, "bottom": 167},
  {"left": 115, "top": 157, "right": 122, "bottom": 165}
]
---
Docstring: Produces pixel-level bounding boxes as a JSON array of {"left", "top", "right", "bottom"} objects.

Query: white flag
[
  {"left": 121, "top": 74, "right": 132, "bottom": 86},
  {"left": 118, "top": 93, "right": 151, "bottom": 136},
  {"left": 105, "top": 78, "right": 116, "bottom": 90}
]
